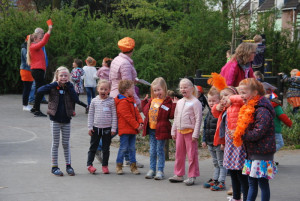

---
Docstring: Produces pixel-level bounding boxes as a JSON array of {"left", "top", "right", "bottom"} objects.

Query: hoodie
[{"left": 242, "top": 96, "right": 276, "bottom": 160}]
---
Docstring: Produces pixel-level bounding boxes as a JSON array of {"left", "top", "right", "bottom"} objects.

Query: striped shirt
[{"left": 88, "top": 96, "right": 117, "bottom": 132}]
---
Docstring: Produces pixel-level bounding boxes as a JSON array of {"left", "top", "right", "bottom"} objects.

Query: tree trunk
[{"left": 52, "top": 0, "right": 61, "bottom": 9}]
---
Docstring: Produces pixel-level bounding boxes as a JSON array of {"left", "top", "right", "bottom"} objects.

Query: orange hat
[
  {"left": 25, "top": 35, "right": 30, "bottom": 42},
  {"left": 296, "top": 71, "right": 300, "bottom": 76},
  {"left": 196, "top": 86, "right": 203, "bottom": 93},
  {"left": 118, "top": 37, "right": 135, "bottom": 53}
]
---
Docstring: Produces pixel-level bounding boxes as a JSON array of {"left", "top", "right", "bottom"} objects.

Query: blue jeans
[
  {"left": 116, "top": 134, "right": 136, "bottom": 164},
  {"left": 247, "top": 177, "right": 270, "bottom": 201},
  {"left": 149, "top": 129, "right": 165, "bottom": 172},
  {"left": 208, "top": 144, "right": 226, "bottom": 182},
  {"left": 85, "top": 87, "right": 95, "bottom": 106},
  {"left": 29, "top": 80, "right": 45, "bottom": 102},
  {"left": 275, "top": 133, "right": 284, "bottom": 151}
]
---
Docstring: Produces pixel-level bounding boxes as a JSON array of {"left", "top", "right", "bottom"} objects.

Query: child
[
  {"left": 234, "top": 78, "right": 277, "bottom": 201},
  {"left": 281, "top": 69, "right": 300, "bottom": 114},
  {"left": 82, "top": 56, "right": 98, "bottom": 113},
  {"left": 196, "top": 85, "right": 209, "bottom": 111},
  {"left": 36, "top": 66, "right": 87, "bottom": 176},
  {"left": 115, "top": 80, "right": 144, "bottom": 175},
  {"left": 97, "top": 57, "right": 112, "bottom": 80},
  {"left": 87, "top": 80, "right": 117, "bottom": 174},
  {"left": 71, "top": 59, "right": 85, "bottom": 96},
  {"left": 252, "top": 35, "right": 266, "bottom": 74},
  {"left": 202, "top": 87, "right": 227, "bottom": 191},
  {"left": 226, "top": 50, "right": 232, "bottom": 63},
  {"left": 142, "top": 77, "right": 177, "bottom": 180},
  {"left": 254, "top": 71, "right": 264, "bottom": 82},
  {"left": 169, "top": 78, "right": 202, "bottom": 186}
]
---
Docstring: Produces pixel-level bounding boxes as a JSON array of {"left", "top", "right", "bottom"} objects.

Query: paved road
[{"left": 0, "top": 95, "right": 299, "bottom": 201}]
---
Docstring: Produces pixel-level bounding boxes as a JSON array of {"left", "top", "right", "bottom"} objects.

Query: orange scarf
[{"left": 233, "top": 95, "right": 260, "bottom": 147}]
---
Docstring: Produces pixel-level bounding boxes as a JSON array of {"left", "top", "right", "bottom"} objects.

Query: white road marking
[{"left": 0, "top": 126, "right": 37, "bottom": 144}]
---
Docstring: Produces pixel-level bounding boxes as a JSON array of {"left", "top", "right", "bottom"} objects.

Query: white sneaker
[{"left": 23, "top": 105, "right": 32, "bottom": 111}]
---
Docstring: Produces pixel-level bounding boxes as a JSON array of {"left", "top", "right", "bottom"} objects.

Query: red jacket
[
  {"left": 220, "top": 59, "right": 254, "bottom": 87},
  {"left": 142, "top": 97, "right": 176, "bottom": 140},
  {"left": 115, "top": 94, "right": 143, "bottom": 136},
  {"left": 30, "top": 33, "right": 50, "bottom": 71}
]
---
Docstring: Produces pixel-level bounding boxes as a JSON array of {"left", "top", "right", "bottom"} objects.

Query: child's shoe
[
  {"left": 203, "top": 178, "right": 216, "bottom": 188},
  {"left": 52, "top": 167, "right": 63, "bottom": 176},
  {"left": 87, "top": 165, "right": 96, "bottom": 174},
  {"left": 184, "top": 177, "right": 196, "bottom": 186},
  {"left": 210, "top": 181, "right": 226, "bottom": 191},
  {"left": 34, "top": 110, "right": 47, "bottom": 117},
  {"left": 123, "top": 160, "right": 130, "bottom": 167},
  {"left": 130, "top": 163, "right": 140, "bottom": 175},
  {"left": 136, "top": 162, "right": 144, "bottom": 168},
  {"left": 95, "top": 150, "right": 103, "bottom": 164},
  {"left": 154, "top": 171, "right": 164, "bottom": 180},
  {"left": 23, "top": 105, "right": 32, "bottom": 111},
  {"left": 169, "top": 175, "right": 184, "bottom": 183},
  {"left": 116, "top": 163, "right": 123, "bottom": 175},
  {"left": 66, "top": 165, "right": 75, "bottom": 176},
  {"left": 145, "top": 170, "right": 155, "bottom": 179},
  {"left": 102, "top": 166, "right": 109, "bottom": 174},
  {"left": 227, "top": 186, "right": 233, "bottom": 195}
]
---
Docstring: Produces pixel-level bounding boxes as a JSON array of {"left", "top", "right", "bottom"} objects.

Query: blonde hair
[
  {"left": 232, "top": 43, "right": 257, "bottom": 65},
  {"left": 118, "top": 80, "right": 134, "bottom": 94},
  {"left": 253, "top": 35, "right": 263, "bottom": 43},
  {"left": 179, "top": 78, "right": 198, "bottom": 97},
  {"left": 26, "top": 33, "right": 39, "bottom": 65},
  {"left": 97, "top": 79, "right": 111, "bottom": 90},
  {"left": 239, "top": 78, "right": 265, "bottom": 96},
  {"left": 52, "top": 66, "right": 70, "bottom": 82},
  {"left": 291, "top": 69, "right": 299, "bottom": 77},
  {"left": 254, "top": 71, "right": 264, "bottom": 81},
  {"left": 150, "top": 77, "right": 167, "bottom": 99}
]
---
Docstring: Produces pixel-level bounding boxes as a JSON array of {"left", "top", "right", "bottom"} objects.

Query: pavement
[{"left": 0, "top": 94, "right": 300, "bottom": 201}]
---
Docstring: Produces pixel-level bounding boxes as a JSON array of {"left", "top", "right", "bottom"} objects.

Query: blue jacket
[{"left": 20, "top": 42, "right": 31, "bottom": 71}]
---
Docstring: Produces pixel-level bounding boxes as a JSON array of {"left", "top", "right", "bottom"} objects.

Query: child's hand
[
  {"left": 216, "top": 103, "right": 224, "bottom": 111},
  {"left": 172, "top": 97, "right": 179, "bottom": 103},
  {"left": 88, "top": 129, "right": 94, "bottom": 136},
  {"left": 229, "top": 129, "right": 235, "bottom": 139},
  {"left": 202, "top": 142, "right": 207, "bottom": 148},
  {"left": 143, "top": 94, "right": 149, "bottom": 101},
  {"left": 137, "top": 123, "right": 144, "bottom": 131},
  {"left": 172, "top": 135, "right": 176, "bottom": 140},
  {"left": 220, "top": 144, "right": 225, "bottom": 150},
  {"left": 192, "top": 137, "right": 197, "bottom": 142},
  {"left": 278, "top": 72, "right": 284, "bottom": 75},
  {"left": 111, "top": 132, "right": 116, "bottom": 136}
]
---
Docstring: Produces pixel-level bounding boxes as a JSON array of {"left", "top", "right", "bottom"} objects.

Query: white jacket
[{"left": 82, "top": 66, "right": 98, "bottom": 87}]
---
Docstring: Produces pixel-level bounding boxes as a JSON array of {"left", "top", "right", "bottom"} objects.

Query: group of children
[{"left": 32, "top": 57, "right": 299, "bottom": 201}]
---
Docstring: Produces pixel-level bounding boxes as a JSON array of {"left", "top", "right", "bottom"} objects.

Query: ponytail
[
  {"left": 26, "top": 35, "right": 32, "bottom": 65},
  {"left": 192, "top": 85, "right": 198, "bottom": 97}
]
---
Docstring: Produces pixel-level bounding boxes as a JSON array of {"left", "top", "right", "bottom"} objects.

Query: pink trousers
[{"left": 174, "top": 131, "right": 200, "bottom": 178}]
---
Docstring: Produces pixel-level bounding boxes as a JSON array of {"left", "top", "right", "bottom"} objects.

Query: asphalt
[{"left": 0, "top": 94, "right": 299, "bottom": 201}]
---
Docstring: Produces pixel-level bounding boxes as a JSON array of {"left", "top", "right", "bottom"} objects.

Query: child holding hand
[
  {"left": 115, "top": 80, "right": 143, "bottom": 175},
  {"left": 235, "top": 78, "right": 277, "bottom": 201},
  {"left": 142, "top": 77, "right": 177, "bottom": 180},
  {"left": 87, "top": 80, "right": 117, "bottom": 174},
  {"left": 97, "top": 57, "right": 112, "bottom": 80},
  {"left": 169, "top": 78, "right": 202, "bottom": 186}
]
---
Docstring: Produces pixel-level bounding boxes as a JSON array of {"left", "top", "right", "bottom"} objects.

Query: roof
[
  {"left": 282, "top": 0, "right": 299, "bottom": 10},
  {"left": 241, "top": 1, "right": 251, "bottom": 12},
  {"left": 257, "top": 0, "right": 275, "bottom": 11}
]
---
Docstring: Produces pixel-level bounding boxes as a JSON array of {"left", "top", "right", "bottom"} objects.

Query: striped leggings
[{"left": 50, "top": 121, "right": 71, "bottom": 167}]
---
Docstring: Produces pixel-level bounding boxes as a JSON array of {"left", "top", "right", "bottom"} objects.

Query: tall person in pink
[
  {"left": 169, "top": 78, "right": 202, "bottom": 186},
  {"left": 109, "top": 37, "right": 141, "bottom": 109}
]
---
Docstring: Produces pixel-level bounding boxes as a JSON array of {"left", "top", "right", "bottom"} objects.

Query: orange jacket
[
  {"left": 115, "top": 94, "right": 143, "bottom": 136},
  {"left": 227, "top": 95, "right": 244, "bottom": 130}
]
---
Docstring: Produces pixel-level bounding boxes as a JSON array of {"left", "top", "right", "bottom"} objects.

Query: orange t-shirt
[
  {"left": 20, "top": 69, "right": 34, "bottom": 82},
  {"left": 149, "top": 98, "right": 164, "bottom": 129},
  {"left": 178, "top": 128, "right": 194, "bottom": 134}
]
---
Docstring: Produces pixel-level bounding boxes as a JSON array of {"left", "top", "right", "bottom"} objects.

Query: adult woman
[
  {"left": 109, "top": 37, "right": 141, "bottom": 108},
  {"left": 220, "top": 43, "right": 256, "bottom": 87}
]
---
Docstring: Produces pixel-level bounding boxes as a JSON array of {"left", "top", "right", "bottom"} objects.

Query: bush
[{"left": 282, "top": 106, "right": 300, "bottom": 145}]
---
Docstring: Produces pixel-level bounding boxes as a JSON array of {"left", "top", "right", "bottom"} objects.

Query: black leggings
[
  {"left": 230, "top": 170, "right": 249, "bottom": 200},
  {"left": 31, "top": 69, "right": 45, "bottom": 111},
  {"left": 22, "top": 81, "right": 33, "bottom": 106}
]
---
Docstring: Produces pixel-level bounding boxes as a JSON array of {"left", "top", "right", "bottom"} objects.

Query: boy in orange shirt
[{"left": 115, "top": 80, "right": 144, "bottom": 175}]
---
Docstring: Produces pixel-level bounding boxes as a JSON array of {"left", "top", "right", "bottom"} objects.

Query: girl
[
  {"left": 71, "top": 59, "right": 85, "bottom": 96},
  {"left": 87, "top": 80, "right": 117, "bottom": 174},
  {"left": 36, "top": 66, "right": 87, "bottom": 176},
  {"left": 97, "top": 57, "right": 112, "bottom": 80},
  {"left": 82, "top": 56, "right": 98, "bottom": 113},
  {"left": 280, "top": 69, "right": 300, "bottom": 114},
  {"left": 115, "top": 80, "right": 144, "bottom": 175},
  {"left": 20, "top": 35, "right": 33, "bottom": 111},
  {"left": 142, "top": 77, "right": 177, "bottom": 180},
  {"left": 234, "top": 78, "right": 277, "bottom": 201},
  {"left": 169, "top": 78, "right": 202, "bottom": 186}
]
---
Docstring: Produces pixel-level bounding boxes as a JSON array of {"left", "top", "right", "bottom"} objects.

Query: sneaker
[
  {"left": 145, "top": 170, "right": 156, "bottom": 179},
  {"left": 72, "top": 111, "right": 76, "bottom": 117},
  {"left": 203, "top": 178, "right": 216, "bottom": 188},
  {"left": 169, "top": 175, "right": 184, "bottom": 183},
  {"left": 34, "top": 111, "right": 47, "bottom": 117},
  {"left": 85, "top": 106, "right": 89, "bottom": 114},
  {"left": 30, "top": 108, "right": 36, "bottom": 113},
  {"left": 41, "top": 100, "right": 48, "bottom": 104},
  {"left": 87, "top": 165, "right": 96, "bottom": 174},
  {"left": 66, "top": 166, "right": 75, "bottom": 176},
  {"left": 52, "top": 167, "right": 63, "bottom": 176},
  {"left": 123, "top": 160, "right": 130, "bottom": 167},
  {"left": 136, "top": 162, "right": 144, "bottom": 168},
  {"left": 23, "top": 105, "right": 32, "bottom": 111},
  {"left": 211, "top": 181, "right": 225, "bottom": 191},
  {"left": 102, "top": 166, "right": 109, "bottom": 174},
  {"left": 275, "top": 161, "right": 279, "bottom": 166},
  {"left": 227, "top": 186, "right": 233, "bottom": 195},
  {"left": 95, "top": 150, "right": 103, "bottom": 164},
  {"left": 184, "top": 177, "right": 196, "bottom": 186},
  {"left": 154, "top": 171, "right": 164, "bottom": 180}
]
